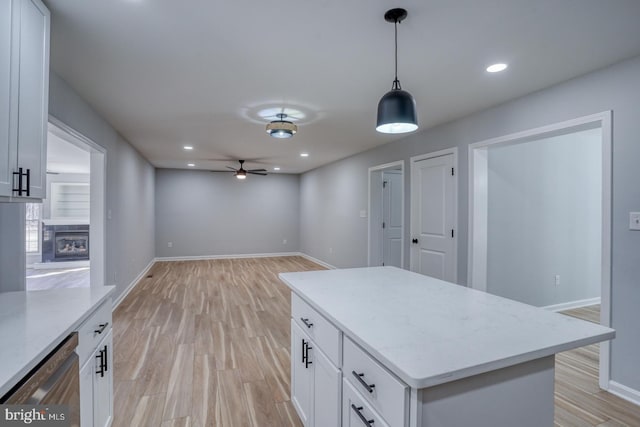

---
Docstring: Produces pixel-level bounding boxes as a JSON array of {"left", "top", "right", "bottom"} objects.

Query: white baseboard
[
  {"left": 30, "top": 260, "right": 90, "bottom": 270},
  {"left": 155, "top": 252, "right": 301, "bottom": 262},
  {"left": 298, "top": 253, "right": 337, "bottom": 270},
  {"left": 543, "top": 297, "right": 601, "bottom": 312},
  {"left": 608, "top": 381, "right": 640, "bottom": 406},
  {"left": 112, "top": 259, "right": 155, "bottom": 309}
]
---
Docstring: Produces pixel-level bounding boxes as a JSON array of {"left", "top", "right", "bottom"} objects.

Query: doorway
[
  {"left": 368, "top": 161, "right": 404, "bottom": 268},
  {"left": 410, "top": 148, "right": 458, "bottom": 282},
  {"left": 468, "top": 111, "right": 612, "bottom": 388},
  {"left": 25, "top": 117, "right": 106, "bottom": 290}
]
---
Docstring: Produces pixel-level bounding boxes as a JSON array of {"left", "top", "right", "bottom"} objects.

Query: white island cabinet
[{"left": 280, "top": 267, "right": 615, "bottom": 427}]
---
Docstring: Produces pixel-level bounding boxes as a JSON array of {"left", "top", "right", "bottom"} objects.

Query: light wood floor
[
  {"left": 26, "top": 266, "right": 90, "bottom": 290},
  {"left": 555, "top": 305, "right": 640, "bottom": 426},
  {"left": 112, "top": 258, "right": 640, "bottom": 426}
]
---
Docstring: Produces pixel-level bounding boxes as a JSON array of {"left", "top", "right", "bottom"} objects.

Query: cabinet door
[
  {"left": 15, "top": 0, "right": 49, "bottom": 199},
  {"left": 93, "top": 329, "right": 113, "bottom": 427},
  {"left": 291, "top": 321, "right": 314, "bottom": 426},
  {"left": 0, "top": 0, "right": 16, "bottom": 197},
  {"left": 79, "top": 357, "right": 94, "bottom": 427},
  {"left": 312, "top": 345, "right": 341, "bottom": 427}
]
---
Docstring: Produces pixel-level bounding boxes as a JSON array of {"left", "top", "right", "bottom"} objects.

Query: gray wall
[
  {"left": 48, "top": 72, "right": 156, "bottom": 303},
  {"left": 155, "top": 169, "right": 299, "bottom": 258},
  {"left": 486, "top": 129, "right": 601, "bottom": 307},
  {"left": 0, "top": 203, "right": 26, "bottom": 292},
  {"left": 300, "top": 55, "right": 640, "bottom": 392}
]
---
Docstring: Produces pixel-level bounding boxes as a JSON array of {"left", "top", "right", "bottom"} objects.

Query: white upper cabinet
[{"left": 0, "top": 0, "right": 49, "bottom": 201}]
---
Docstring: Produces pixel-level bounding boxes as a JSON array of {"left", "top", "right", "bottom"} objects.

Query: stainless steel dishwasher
[{"left": 0, "top": 333, "right": 80, "bottom": 426}]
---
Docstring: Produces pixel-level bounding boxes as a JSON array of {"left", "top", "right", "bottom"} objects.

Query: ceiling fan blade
[
  {"left": 226, "top": 166, "right": 238, "bottom": 171},
  {"left": 248, "top": 171, "right": 268, "bottom": 176},
  {"left": 248, "top": 168, "right": 267, "bottom": 172}
]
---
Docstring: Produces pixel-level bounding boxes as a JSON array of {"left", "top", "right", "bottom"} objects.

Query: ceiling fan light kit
[
  {"left": 376, "top": 8, "right": 418, "bottom": 134},
  {"left": 266, "top": 113, "right": 297, "bottom": 139}
]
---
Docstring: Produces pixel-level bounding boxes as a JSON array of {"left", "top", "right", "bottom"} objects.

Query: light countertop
[
  {"left": 0, "top": 286, "right": 115, "bottom": 397},
  {"left": 279, "top": 267, "right": 615, "bottom": 389}
]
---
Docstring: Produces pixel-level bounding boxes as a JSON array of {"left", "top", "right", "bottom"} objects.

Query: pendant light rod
[{"left": 385, "top": 8, "right": 407, "bottom": 90}]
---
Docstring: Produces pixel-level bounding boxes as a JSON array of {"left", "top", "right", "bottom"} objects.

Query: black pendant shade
[{"left": 376, "top": 8, "right": 418, "bottom": 134}]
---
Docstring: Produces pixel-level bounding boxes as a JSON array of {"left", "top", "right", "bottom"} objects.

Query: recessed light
[
  {"left": 486, "top": 63, "right": 508, "bottom": 73},
  {"left": 187, "top": 163, "right": 195, "bottom": 167},
  {"left": 183, "top": 145, "right": 194, "bottom": 150},
  {"left": 273, "top": 167, "right": 281, "bottom": 171},
  {"left": 300, "top": 153, "right": 309, "bottom": 157}
]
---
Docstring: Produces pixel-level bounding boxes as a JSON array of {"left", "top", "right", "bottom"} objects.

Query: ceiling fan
[{"left": 227, "top": 160, "right": 267, "bottom": 180}]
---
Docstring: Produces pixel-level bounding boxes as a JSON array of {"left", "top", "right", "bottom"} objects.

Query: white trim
[
  {"left": 155, "top": 252, "right": 302, "bottom": 262},
  {"left": 112, "top": 259, "right": 155, "bottom": 309},
  {"left": 367, "top": 160, "right": 405, "bottom": 268},
  {"left": 542, "top": 297, "right": 601, "bottom": 312},
  {"left": 467, "top": 111, "right": 613, "bottom": 389},
  {"left": 31, "top": 260, "right": 90, "bottom": 270},
  {"left": 607, "top": 381, "right": 640, "bottom": 406},
  {"left": 409, "top": 148, "right": 459, "bottom": 283},
  {"left": 298, "top": 253, "right": 337, "bottom": 270}
]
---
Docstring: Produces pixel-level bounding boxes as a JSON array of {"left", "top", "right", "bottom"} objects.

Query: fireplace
[{"left": 42, "top": 224, "right": 90, "bottom": 262}]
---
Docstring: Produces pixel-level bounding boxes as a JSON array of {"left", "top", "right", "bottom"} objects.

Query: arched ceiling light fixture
[
  {"left": 266, "top": 113, "right": 297, "bottom": 139},
  {"left": 376, "top": 8, "right": 418, "bottom": 134}
]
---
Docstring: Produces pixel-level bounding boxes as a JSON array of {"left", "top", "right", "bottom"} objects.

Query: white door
[
  {"left": 411, "top": 151, "right": 457, "bottom": 281},
  {"left": 382, "top": 171, "right": 403, "bottom": 267}
]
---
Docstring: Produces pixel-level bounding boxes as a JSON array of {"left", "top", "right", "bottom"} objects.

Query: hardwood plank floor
[
  {"left": 556, "top": 305, "right": 640, "bottom": 426},
  {"left": 112, "top": 259, "right": 640, "bottom": 426}
]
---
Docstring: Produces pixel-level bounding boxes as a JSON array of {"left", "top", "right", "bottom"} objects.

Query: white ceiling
[
  {"left": 44, "top": 0, "right": 640, "bottom": 174},
  {"left": 47, "top": 130, "right": 90, "bottom": 174}
]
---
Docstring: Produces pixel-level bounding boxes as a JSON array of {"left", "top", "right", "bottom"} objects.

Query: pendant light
[
  {"left": 376, "top": 8, "right": 418, "bottom": 134},
  {"left": 266, "top": 113, "right": 297, "bottom": 139}
]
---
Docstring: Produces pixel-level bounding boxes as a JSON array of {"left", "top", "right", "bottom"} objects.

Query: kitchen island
[{"left": 280, "top": 266, "right": 615, "bottom": 427}]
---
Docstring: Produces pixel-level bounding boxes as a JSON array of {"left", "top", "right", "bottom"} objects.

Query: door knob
[{"left": 412, "top": 238, "right": 419, "bottom": 244}]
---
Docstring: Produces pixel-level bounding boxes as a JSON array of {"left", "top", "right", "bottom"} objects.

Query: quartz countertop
[
  {"left": 279, "top": 267, "right": 615, "bottom": 389},
  {"left": 0, "top": 286, "right": 115, "bottom": 397}
]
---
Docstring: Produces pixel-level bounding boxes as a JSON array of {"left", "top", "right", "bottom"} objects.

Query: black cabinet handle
[
  {"left": 300, "top": 317, "right": 313, "bottom": 329},
  {"left": 12, "top": 168, "right": 30, "bottom": 196},
  {"left": 95, "top": 349, "right": 105, "bottom": 377},
  {"left": 351, "top": 404, "right": 374, "bottom": 426},
  {"left": 103, "top": 345, "right": 108, "bottom": 372},
  {"left": 301, "top": 338, "right": 307, "bottom": 363},
  {"left": 305, "top": 342, "right": 313, "bottom": 369},
  {"left": 412, "top": 238, "right": 419, "bottom": 244},
  {"left": 352, "top": 371, "right": 375, "bottom": 393},
  {"left": 94, "top": 322, "right": 109, "bottom": 335}
]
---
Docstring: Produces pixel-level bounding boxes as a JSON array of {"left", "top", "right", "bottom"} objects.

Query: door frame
[
  {"left": 48, "top": 115, "right": 107, "bottom": 289},
  {"left": 367, "top": 160, "right": 404, "bottom": 268},
  {"left": 410, "top": 148, "right": 458, "bottom": 282},
  {"left": 467, "top": 111, "right": 612, "bottom": 389}
]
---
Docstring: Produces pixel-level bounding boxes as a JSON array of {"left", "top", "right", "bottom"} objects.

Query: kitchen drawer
[
  {"left": 343, "top": 336, "right": 408, "bottom": 427},
  {"left": 292, "top": 293, "right": 341, "bottom": 366},
  {"left": 77, "top": 298, "right": 112, "bottom": 365},
  {"left": 342, "top": 378, "right": 390, "bottom": 427}
]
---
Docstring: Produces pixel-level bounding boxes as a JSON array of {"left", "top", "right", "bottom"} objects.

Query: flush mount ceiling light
[
  {"left": 376, "top": 8, "right": 418, "bottom": 134},
  {"left": 266, "top": 113, "right": 297, "bottom": 139},
  {"left": 486, "top": 63, "right": 508, "bottom": 73},
  {"left": 183, "top": 145, "right": 193, "bottom": 150}
]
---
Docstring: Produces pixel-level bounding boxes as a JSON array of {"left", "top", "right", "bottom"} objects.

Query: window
[
  {"left": 25, "top": 203, "right": 42, "bottom": 253},
  {"left": 50, "top": 183, "right": 90, "bottom": 219}
]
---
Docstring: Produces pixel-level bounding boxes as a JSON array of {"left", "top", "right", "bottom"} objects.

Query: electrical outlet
[
  {"left": 168, "top": 242, "right": 173, "bottom": 248},
  {"left": 282, "top": 239, "right": 287, "bottom": 245},
  {"left": 329, "top": 247, "right": 333, "bottom": 254},
  {"left": 630, "top": 212, "right": 640, "bottom": 230},
  {"left": 555, "top": 275, "right": 560, "bottom": 286},
  {"left": 360, "top": 210, "right": 367, "bottom": 218}
]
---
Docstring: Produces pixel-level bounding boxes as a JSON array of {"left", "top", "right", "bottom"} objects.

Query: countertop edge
[{"left": 0, "top": 286, "right": 115, "bottom": 397}]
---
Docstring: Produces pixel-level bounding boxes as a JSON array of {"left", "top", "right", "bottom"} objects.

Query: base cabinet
[
  {"left": 77, "top": 298, "right": 113, "bottom": 427},
  {"left": 291, "top": 320, "right": 341, "bottom": 427}
]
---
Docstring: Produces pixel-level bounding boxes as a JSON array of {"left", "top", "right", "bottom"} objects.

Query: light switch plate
[{"left": 630, "top": 212, "right": 640, "bottom": 230}]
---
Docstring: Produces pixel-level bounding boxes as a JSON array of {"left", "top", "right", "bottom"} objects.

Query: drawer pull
[
  {"left": 94, "top": 322, "right": 109, "bottom": 335},
  {"left": 351, "top": 404, "right": 374, "bottom": 426},
  {"left": 352, "top": 370, "right": 376, "bottom": 393},
  {"left": 300, "top": 317, "right": 314, "bottom": 328},
  {"left": 305, "top": 342, "right": 313, "bottom": 369}
]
